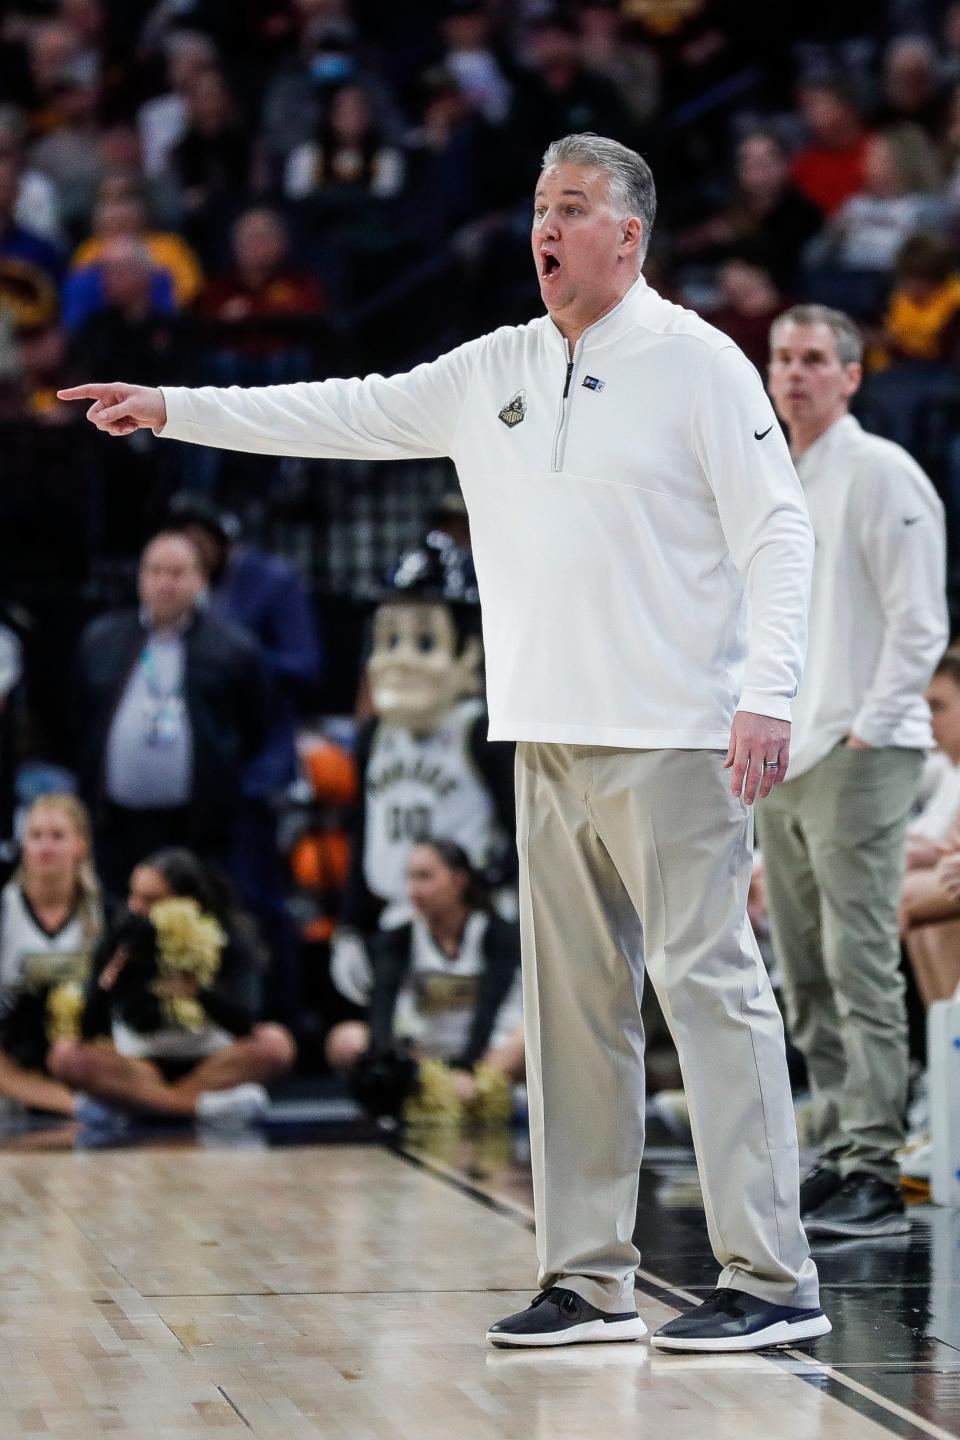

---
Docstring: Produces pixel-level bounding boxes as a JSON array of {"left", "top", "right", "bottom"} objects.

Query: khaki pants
[
  {"left": 757, "top": 744, "right": 923, "bottom": 1187},
  {"left": 516, "top": 743, "right": 818, "bottom": 1314}
]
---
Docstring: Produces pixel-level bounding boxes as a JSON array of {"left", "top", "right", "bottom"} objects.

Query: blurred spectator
[
  {"left": 63, "top": 239, "right": 175, "bottom": 334},
  {"left": 67, "top": 236, "right": 186, "bottom": 381},
  {"left": 327, "top": 839, "right": 523, "bottom": 1118},
  {"left": 169, "top": 67, "right": 254, "bottom": 234},
  {"left": 261, "top": 15, "right": 365, "bottom": 170},
  {"left": 95, "top": 124, "right": 182, "bottom": 232},
  {"left": 0, "top": 793, "right": 104, "bottom": 1117},
  {"left": 677, "top": 130, "right": 823, "bottom": 285},
  {"left": 878, "top": 232, "right": 960, "bottom": 364},
  {"left": 0, "top": 107, "right": 62, "bottom": 243},
  {"left": 59, "top": 0, "right": 106, "bottom": 73},
  {"left": 438, "top": 0, "right": 512, "bottom": 125},
  {"left": 703, "top": 258, "right": 787, "bottom": 371},
  {"left": 403, "top": 69, "right": 503, "bottom": 240},
  {"left": 941, "top": 82, "right": 960, "bottom": 213},
  {"left": 875, "top": 35, "right": 947, "bottom": 139},
  {"left": 792, "top": 80, "right": 872, "bottom": 215},
  {"left": 0, "top": 624, "right": 23, "bottom": 851},
  {"left": 136, "top": 29, "right": 219, "bottom": 180},
  {"left": 65, "top": 183, "right": 203, "bottom": 325},
  {"left": 198, "top": 207, "right": 326, "bottom": 330},
  {"left": 900, "top": 653, "right": 960, "bottom": 1005},
  {"left": 22, "top": 21, "right": 88, "bottom": 135},
  {"left": 71, "top": 532, "right": 270, "bottom": 899},
  {"left": 284, "top": 82, "right": 404, "bottom": 202},
  {"left": 0, "top": 153, "right": 62, "bottom": 336},
  {"left": 907, "top": 752, "right": 960, "bottom": 875},
  {"left": 578, "top": 0, "right": 660, "bottom": 131},
  {"left": 27, "top": 75, "right": 103, "bottom": 232},
  {"left": 945, "top": 1, "right": 960, "bottom": 86},
  {"left": 167, "top": 491, "right": 322, "bottom": 1019},
  {"left": 811, "top": 125, "right": 947, "bottom": 272},
  {"left": 50, "top": 847, "right": 296, "bottom": 1125},
  {"left": 13, "top": 323, "right": 75, "bottom": 425},
  {"left": 507, "top": 10, "right": 629, "bottom": 176}
]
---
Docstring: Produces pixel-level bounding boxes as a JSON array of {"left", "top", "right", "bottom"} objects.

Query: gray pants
[
  {"left": 516, "top": 743, "right": 819, "bottom": 1314},
  {"left": 757, "top": 744, "right": 923, "bottom": 1187}
]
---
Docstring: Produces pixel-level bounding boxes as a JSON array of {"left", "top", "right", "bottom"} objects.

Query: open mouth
[{"left": 540, "top": 252, "right": 562, "bottom": 280}]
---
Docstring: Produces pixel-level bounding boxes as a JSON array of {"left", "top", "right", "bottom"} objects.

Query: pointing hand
[{"left": 57, "top": 382, "right": 167, "bottom": 436}]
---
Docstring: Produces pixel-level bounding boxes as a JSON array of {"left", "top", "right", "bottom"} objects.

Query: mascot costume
[{"left": 331, "top": 530, "right": 515, "bottom": 1005}]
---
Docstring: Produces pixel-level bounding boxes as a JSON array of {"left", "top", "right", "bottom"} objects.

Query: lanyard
[{"left": 140, "top": 638, "right": 182, "bottom": 702}]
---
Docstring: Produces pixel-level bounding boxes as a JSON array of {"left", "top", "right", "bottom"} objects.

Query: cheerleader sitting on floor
[
  {"left": 326, "top": 839, "right": 525, "bottom": 1124},
  {"left": 49, "top": 849, "right": 295, "bottom": 1126},
  {"left": 0, "top": 793, "right": 104, "bottom": 1116}
]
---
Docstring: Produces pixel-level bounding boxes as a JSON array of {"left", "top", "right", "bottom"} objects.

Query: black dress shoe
[
  {"left": 804, "top": 1172, "right": 910, "bottom": 1237},
  {"left": 651, "top": 1288, "right": 831, "bottom": 1353},
  {"left": 486, "top": 1287, "right": 647, "bottom": 1347},
  {"left": 799, "top": 1164, "right": 842, "bottom": 1220}
]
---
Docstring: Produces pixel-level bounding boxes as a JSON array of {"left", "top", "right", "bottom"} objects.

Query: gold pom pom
[
  {"left": 466, "top": 1064, "right": 514, "bottom": 1127},
  {"left": 46, "top": 980, "right": 85, "bottom": 1042},
  {"left": 402, "top": 1058, "right": 464, "bottom": 1127},
  {"left": 150, "top": 898, "right": 226, "bottom": 1030}
]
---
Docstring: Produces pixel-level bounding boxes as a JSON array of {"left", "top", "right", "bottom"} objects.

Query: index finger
[{"left": 56, "top": 384, "right": 112, "bottom": 402}]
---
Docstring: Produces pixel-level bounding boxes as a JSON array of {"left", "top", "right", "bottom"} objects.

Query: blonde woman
[{"left": 0, "top": 794, "right": 104, "bottom": 1115}]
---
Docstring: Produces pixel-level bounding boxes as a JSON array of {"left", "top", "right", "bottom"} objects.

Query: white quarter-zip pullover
[
  {"left": 786, "top": 413, "right": 948, "bottom": 781},
  {"left": 158, "top": 276, "right": 813, "bottom": 748}
]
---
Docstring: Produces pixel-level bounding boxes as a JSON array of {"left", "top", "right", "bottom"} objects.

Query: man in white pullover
[
  {"left": 764, "top": 304, "right": 948, "bottom": 1238},
  {"left": 59, "top": 133, "right": 828, "bottom": 1354}
]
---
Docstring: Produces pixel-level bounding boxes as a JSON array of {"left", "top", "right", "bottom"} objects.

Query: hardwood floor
[{"left": 0, "top": 1133, "right": 916, "bottom": 1438}]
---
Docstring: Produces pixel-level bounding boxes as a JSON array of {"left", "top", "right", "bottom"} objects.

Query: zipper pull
[{"left": 563, "top": 359, "right": 574, "bottom": 399}]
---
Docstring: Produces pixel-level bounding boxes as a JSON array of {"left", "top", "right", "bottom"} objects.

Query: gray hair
[
  {"left": 541, "top": 133, "right": 657, "bottom": 261},
  {"left": 769, "top": 304, "right": 863, "bottom": 366}
]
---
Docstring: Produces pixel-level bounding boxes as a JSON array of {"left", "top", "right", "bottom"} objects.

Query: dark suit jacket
[
  {"left": 72, "top": 607, "right": 270, "bottom": 842},
  {"left": 209, "top": 544, "right": 322, "bottom": 795}
]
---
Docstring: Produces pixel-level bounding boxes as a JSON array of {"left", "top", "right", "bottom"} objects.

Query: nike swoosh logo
[
  {"left": 904, "top": 515, "right": 923, "bottom": 526},
  {"left": 754, "top": 425, "right": 773, "bottom": 441}
]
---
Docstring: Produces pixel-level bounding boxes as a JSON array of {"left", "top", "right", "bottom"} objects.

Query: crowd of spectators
[
  {"left": 8, "top": 1, "right": 960, "bottom": 1127},
  {"left": 6, "top": 4, "right": 960, "bottom": 431}
]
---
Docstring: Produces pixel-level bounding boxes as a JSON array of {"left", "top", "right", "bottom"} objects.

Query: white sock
[{"left": 196, "top": 1083, "right": 269, "bottom": 1126}]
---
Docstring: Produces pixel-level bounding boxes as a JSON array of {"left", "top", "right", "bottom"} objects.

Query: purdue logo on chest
[{"left": 498, "top": 389, "right": 527, "bottom": 428}]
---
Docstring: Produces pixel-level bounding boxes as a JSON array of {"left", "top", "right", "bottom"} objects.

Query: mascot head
[{"left": 368, "top": 529, "right": 482, "bottom": 733}]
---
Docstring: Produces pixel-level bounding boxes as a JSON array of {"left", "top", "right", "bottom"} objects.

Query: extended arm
[{"left": 58, "top": 339, "right": 485, "bottom": 460}]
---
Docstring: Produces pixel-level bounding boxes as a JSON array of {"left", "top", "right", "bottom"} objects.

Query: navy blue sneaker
[
  {"left": 803, "top": 1173, "right": 910, "bottom": 1238},
  {"left": 652, "top": 1288, "right": 831, "bottom": 1353},
  {"left": 487, "top": 1287, "right": 647, "bottom": 1348}
]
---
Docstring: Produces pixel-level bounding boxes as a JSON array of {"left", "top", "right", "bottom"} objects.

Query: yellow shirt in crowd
[
  {"left": 70, "top": 232, "right": 204, "bottom": 308},
  {"left": 885, "top": 275, "right": 960, "bottom": 361}
]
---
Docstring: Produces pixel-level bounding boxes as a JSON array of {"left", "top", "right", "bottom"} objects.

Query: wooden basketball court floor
[{"left": 0, "top": 1116, "right": 956, "bottom": 1440}]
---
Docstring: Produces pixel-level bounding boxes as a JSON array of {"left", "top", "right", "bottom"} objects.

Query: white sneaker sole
[
  {"left": 487, "top": 1315, "right": 648, "bottom": 1348},
  {"left": 651, "top": 1313, "right": 831, "bottom": 1353},
  {"left": 806, "top": 1214, "right": 912, "bottom": 1238}
]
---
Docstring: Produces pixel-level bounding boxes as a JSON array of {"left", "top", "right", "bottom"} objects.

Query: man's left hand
[
  {"left": 845, "top": 735, "right": 872, "bottom": 749},
  {"left": 724, "top": 710, "right": 791, "bottom": 805}
]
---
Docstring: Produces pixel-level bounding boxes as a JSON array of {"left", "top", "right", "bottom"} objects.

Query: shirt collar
[
  {"left": 545, "top": 272, "right": 652, "bottom": 354},
  {"left": 139, "top": 605, "right": 194, "bottom": 636},
  {"left": 794, "top": 412, "right": 861, "bottom": 475}
]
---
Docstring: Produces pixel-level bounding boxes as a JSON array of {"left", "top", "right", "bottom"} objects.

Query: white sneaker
[
  {"left": 650, "top": 1089, "right": 691, "bottom": 1141},
  {"left": 898, "top": 1138, "right": 932, "bottom": 1181},
  {"left": 196, "top": 1083, "right": 269, "bottom": 1127}
]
